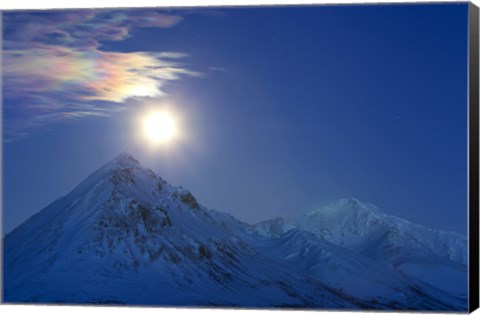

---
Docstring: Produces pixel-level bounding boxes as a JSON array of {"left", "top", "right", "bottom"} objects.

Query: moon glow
[{"left": 142, "top": 110, "right": 178, "bottom": 145}]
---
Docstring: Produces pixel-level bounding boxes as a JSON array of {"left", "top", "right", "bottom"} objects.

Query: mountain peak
[
  {"left": 307, "top": 197, "right": 384, "bottom": 217},
  {"left": 113, "top": 152, "right": 140, "bottom": 166},
  {"left": 337, "top": 197, "right": 382, "bottom": 212},
  {"left": 337, "top": 197, "right": 363, "bottom": 207}
]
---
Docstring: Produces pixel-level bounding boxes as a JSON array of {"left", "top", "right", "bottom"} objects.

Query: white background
[{"left": 0, "top": 0, "right": 479, "bottom": 314}]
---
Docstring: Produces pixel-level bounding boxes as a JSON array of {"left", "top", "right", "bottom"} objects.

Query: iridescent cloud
[
  {"left": 3, "top": 47, "right": 197, "bottom": 102},
  {"left": 2, "top": 9, "right": 195, "bottom": 141}
]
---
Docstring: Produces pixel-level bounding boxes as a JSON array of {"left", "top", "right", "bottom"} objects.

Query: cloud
[
  {"left": 4, "top": 47, "right": 198, "bottom": 102},
  {"left": 2, "top": 9, "right": 194, "bottom": 141},
  {"left": 3, "top": 10, "right": 183, "bottom": 49},
  {"left": 126, "top": 11, "right": 183, "bottom": 28}
]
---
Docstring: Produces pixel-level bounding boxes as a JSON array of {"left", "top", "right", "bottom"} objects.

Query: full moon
[{"left": 142, "top": 110, "right": 178, "bottom": 144}]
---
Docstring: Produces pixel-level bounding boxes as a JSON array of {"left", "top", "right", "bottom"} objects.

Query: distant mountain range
[{"left": 3, "top": 153, "right": 468, "bottom": 310}]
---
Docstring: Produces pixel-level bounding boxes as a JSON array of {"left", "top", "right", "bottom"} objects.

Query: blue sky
[{"left": 2, "top": 3, "right": 469, "bottom": 235}]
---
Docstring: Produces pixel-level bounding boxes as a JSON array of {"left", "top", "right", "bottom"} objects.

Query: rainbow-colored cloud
[{"left": 2, "top": 9, "right": 197, "bottom": 141}]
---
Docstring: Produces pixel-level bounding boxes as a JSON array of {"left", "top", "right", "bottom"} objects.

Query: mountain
[
  {"left": 251, "top": 198, "right": 468, "bottom": 297},
  {"left": 2, "top": 153, "right": 467, "bottom": 310}
]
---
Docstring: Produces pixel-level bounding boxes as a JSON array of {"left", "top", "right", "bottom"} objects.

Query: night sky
[{"left": 2, "top": 3, "right": 469, "bottom": 235}]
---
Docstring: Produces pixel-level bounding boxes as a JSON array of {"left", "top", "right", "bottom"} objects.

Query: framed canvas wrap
[{"left": 1, "top": 1, "right": 479, "bottom": 313}]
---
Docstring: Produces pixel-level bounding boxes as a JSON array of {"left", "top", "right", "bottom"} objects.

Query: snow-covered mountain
[
  {"left": 251, "top": 198, "right": 468, "bottom": 297},
  {"left": 2, "top": 153, "right": 468, "bottom": 310}
]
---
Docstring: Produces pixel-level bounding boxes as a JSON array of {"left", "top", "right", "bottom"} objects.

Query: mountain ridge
[{"left": 3, "top": 152, "right": 468, "bottom": 310}]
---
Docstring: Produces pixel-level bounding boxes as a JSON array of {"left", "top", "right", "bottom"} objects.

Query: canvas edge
[{"left": 469, "top": 1, "right": 480, "bottom": 313}]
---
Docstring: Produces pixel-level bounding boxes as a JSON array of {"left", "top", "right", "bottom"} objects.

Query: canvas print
[{"left": 1, "top": 2, "right": 478, "bottom": 312}]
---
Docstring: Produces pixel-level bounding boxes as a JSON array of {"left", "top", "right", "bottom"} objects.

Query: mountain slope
[
  {"left": 251, "top": 198, "right": 467, "bottom": 297},
  {"left": 2, "top": 153, "right": 351, "bottom": 307},
  {"left": 3, "top": 153, "right": 467, "bottom": 310}
]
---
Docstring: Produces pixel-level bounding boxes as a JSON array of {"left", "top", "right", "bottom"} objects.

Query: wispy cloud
[
  {"left": 3, "top": 47, "right": 197, "bottom": 102},
  {"left": 3, "top": 10, "right": 183, "bottom": 49},
  {"left": 2, "top": 9, "right": 196, "bottom": 141}
]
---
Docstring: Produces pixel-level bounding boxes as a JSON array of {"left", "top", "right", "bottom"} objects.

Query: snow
[
  {"left": 2, "top": 153, "right": 468, "bottom": 311},
  {"left": 251, "top": 197, "right": 468, "bottom": 307}
]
